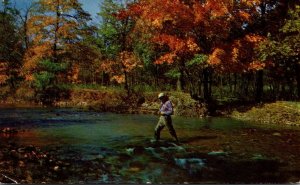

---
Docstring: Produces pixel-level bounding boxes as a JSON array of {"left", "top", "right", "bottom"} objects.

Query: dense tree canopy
[
  {"left": 0, "top": 0, "right": 299, "bottom": 104},
  {"left": 21, "top": 0, "right": 98, "bottom": 103},
  {"left": 0, "top": 0, "right": 23, "bottom": 88}
]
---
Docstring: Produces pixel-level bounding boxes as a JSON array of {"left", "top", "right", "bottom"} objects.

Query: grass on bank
[{"left": 231, "top": 101, "right": 300, "bottom": 126}]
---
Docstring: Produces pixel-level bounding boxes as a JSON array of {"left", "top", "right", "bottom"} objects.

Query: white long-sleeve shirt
[{"left": 159, "top": 100, "right": 173, "bottom": 116}]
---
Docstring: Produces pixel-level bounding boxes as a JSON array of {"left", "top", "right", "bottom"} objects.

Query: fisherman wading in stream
[{"left": 154, "top": 93, "right": 179, "bottom": 143}]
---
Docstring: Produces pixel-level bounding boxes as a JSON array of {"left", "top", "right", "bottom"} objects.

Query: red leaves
[
  {"left": 0, "top": 62, "right": 9, "bottom": 84},
  {"left": 153, "top": 35, "right": 200, "bottom": 64},
  {"left": 117, "top": 0, "right": 264, "bottom": 72},
  {"left": 208, "top": 34, "right": 266, "bottom": 73},
  {"left": 100, "top": 52, "right": 142, "bottom": 84},
  {"left": 114, "top": 3, "right": 144, "bottom": 20}
]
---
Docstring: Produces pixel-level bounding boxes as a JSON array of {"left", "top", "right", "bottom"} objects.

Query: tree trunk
[
  {"left": 179, "top": 70, "right": 185, "bottom": 91},
  {"left": 233, "top": 73, "right": 237, "bottom": 93},
  {"left": 255, "top": 70, "right": 264, "bottom": 103},
  {"left": 124, "top": 70, "right": 130, "bottom": 95},
  {"left": 296, "top": 63, "right": 300, "bottom": 100},
  {"left": 220, "top": 76, "right": 223, "bottom": 99},
  {"left": 208, "top": 69, "right": 213, "bottom": 97},
  {"left": 178, "top": 61, "right": 186, "bottom": 91},
  {"left": 54, "top": 0, "right": 60, "bottom": 63},
  {"left": 229, "top": 74, "right": 232, "bottom": 93},
  {"left": 203, "top": 67, "right": 211, "bottom": 102},
  {"left": 155, "top": 64, "right": 159, "bottom": 89}
]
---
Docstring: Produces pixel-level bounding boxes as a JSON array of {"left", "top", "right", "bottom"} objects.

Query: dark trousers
[{"left": 154, "top": 115, "right": 178, "bottom": 142}]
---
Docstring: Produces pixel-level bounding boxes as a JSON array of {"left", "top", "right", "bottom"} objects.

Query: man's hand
[{"left": 157, "top": 111, "right": 166, "bottom": 116}]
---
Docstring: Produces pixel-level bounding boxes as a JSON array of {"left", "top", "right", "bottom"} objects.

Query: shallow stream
[{"left": 0, "top": 108, "right": 299, "bottom": 183}]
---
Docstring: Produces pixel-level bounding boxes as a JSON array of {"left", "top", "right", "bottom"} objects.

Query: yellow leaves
[
  {"left": 208, "top": 33, "right": 267, "bottom": 73},
  {"left": 152, "top": 35, "right": 200, "bottom": 64},
  {"left": 154, "top": 35, "right": 199, "bottom": 57},
  {"left": 151, "top": 16, "right": 175, "bottom": 29},
  {"left": 119, "top": 0, "right": 266, "bottom": 72},
  {"left": 155, "top": 53, "right": 177, "bottom": 65},
  {"left": 24, "top": 74, "right": 34, "bottom": 82},
  {"left": 100, "top": 52, "right": 142, "bottom": 84},
  {"left": 39, "top": 0, "right": 79, "bottom": 12},
  {"left": 0, "top": 62, "right": 8, "bottom": 71},
  {"left": 208, "top": 47, "right": 245, "bottom": 73},
  {"left": 249, "top": 61, "right": 266, "bottom": 70},
  {"left": 24, "top": 0, "right": 93, "bottom": 81},
  {"left": 40, "top": 0, "right": 57, "bottom": 11},
  {"left": 193, "top": 3, "right": 205, "bottom": 24},
  {"left": 187, "top": 38, "right": 200, "bottom": 53},
  {"left": 232, "top": 47, "right": 239, "bottom": 63},
  {"left": 68, "top": 64, "right": 80, "bottom": 83},
  {"left": 119, "top": 51, "right": 142, "bottom": 73},
  {"left": 100, "top": 59, "right": 115, "bottom": 73},
  {"left": 152, "top": 18, "right": 162, "bottom": 28},
  {"left": 208, "top": 48, "right": 226, "bottom": 66},
  {"left": 111, "top": 75, "right": 125, "bottom": 84},
  {"left": 57, "top": 20, "right": 77, "bottom": 38},
  {"left": 245, "top": 34, "right": 265, "bottom": 43},
  {"left": 238, "top": 11, "right": 251, "bottom": 21},
  {"left": 206, "top": 0, "right": 230, "bottom": 17},
  {"left": 241, "top": 0, "right": 261, "bottom": 7},
  {"left": 154, "top": 35, "right": 184, "bottom": 52},
  {"left": 23, "top": 42, "right": 53, "bottom": 78},
  {"left": 0, "top": 75, "right": 8, "bottom": 84},
  {"left": 0, "top": 62, "right": 8, "bottom": 84}
]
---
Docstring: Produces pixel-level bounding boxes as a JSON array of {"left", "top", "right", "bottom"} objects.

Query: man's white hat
[{"left": 158, "top": 92, "right": 165, "bottom": 99}]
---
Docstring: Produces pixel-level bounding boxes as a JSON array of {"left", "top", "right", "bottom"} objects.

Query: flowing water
[{"left": 0, "top": 107, "right": 299, "bottom": 183}]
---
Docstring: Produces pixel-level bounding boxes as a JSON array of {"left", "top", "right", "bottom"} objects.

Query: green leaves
[
  {"left": 97, "top": 0, "right": 125, "bottom": 59},
  {"left": 187, "top": 54, "right": 209, "bottom": 67},
  {"left": 32, "top": 59, "right": 69, "bottom": 104},
  {"left": 38, "top": 59, "right": 68, "bottom": 73},
  {"left": 34, "top": 71, "right": 55, "bottom": 90},
  {"left": 33, "top": 59, "right": 64, "bottom": 90},
  {"left": 165, "top": 69, "right": 181, "bottom": 79},
  {"left": 0, "top": 0, "right": 23, "bottom": 87},
  {"left": 258, "top": 5, "right": 300, "bottom": 62},
  {"left": 281, "top": 6, "right": 300, "bottom": 34}
]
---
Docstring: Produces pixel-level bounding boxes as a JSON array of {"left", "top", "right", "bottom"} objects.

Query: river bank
[
  {"left": 1, "top": 88, "right": 300, "bottom": 126},
  {"left": 1, "top": 89, "right": 209, "bottom": 117},
  {"left": 230, "top": 101, "right": 300, "bottom": 127},
  {"left": 53, "top": 89, "right": 209, "bottom": 117}
]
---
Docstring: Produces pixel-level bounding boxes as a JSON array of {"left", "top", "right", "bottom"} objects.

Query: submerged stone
[
  {"left": 174, "top": 158, "right": 206, "bottom": 175},
  {"left": 207, "top": 151, "right": 227, "bottom": 156},
  {"left": 251, "top": 154, "right": 268, "bottom": 161},
  {"left": 272, "top": 132, "right": 282, "bottom": 137}
]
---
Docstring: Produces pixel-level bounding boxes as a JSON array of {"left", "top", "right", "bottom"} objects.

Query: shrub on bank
[{"left": 231, "top": 101, "right": 300, "bottom": 126}]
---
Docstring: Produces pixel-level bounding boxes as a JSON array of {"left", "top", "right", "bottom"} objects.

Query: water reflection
[{"left": 0, "top": 108, "right": 298, "bottom": 183}]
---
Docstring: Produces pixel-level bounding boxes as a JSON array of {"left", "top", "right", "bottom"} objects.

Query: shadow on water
[{"left": 180, "top": 135, "right": 219, "bottom": 143}]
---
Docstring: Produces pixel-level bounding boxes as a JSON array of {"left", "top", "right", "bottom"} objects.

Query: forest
[{"left": 0, "top": 0, "right": 299, "bottom": 106}]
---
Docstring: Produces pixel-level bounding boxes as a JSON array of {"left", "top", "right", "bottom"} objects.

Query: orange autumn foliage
[
  {"left": 208, "top": 34, "right": 266, "bottom": 73},
  {"left": 118, "top": 0, "right": 263, "bottom": 72},
  {"left": 23, "top": 0, "right": 93, "bottom": 82},
  {"left": 100, "top": 51, "right": 142, "bottom": 84},
  {"left": 0, "top": 62, "right": 8, "bottom": 84}
]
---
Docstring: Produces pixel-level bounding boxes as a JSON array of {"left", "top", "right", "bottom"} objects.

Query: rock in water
[
  {"left": 272, "top": 132, "right": 281, "bottom": 137},
  {"left": 207, "top": 151, "right": 227, "bottom": 156},
  {"left": 174, "top": 158, "right": 206, "bottom": 175}
]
